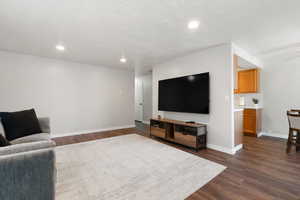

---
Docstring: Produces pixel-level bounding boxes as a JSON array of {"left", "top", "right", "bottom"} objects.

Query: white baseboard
[
  {"left": 207, "top": 143, "right": 243, "bottom": 155},
  {"left": 257, "top": 132, "right": 263, "bottom": 137},
  {"left": 233, "top": 144, "right": 243, "bottom": 153},
  {"left": 207, "top": 144, "right": 236, "bottom": 155},
  {"left": 207, "top": 132, "right": 287, "bottom": 155},
  {"left": 260, "top": 132, "right": 288, "bottom": 139},
  {"left": 142, "top": 120, "right": 150, "bottom": 125},
  {"left": 51, "top": 125, "right": 136, "bottom": 138}
]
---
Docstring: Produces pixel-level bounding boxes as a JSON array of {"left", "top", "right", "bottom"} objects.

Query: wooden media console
[{"left": 150, "top": 118, "right": 207, "bottom": 151}]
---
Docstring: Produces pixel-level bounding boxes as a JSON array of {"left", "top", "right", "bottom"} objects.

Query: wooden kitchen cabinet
[
  {"left": 237, "top": 68, "right": 260, "bottom": 93},
  {"left": 234, "top": 110, "right": 243, "bottom": 146},
  {"left": 243, "top": 108, "right": 262, "bottom": 136}
]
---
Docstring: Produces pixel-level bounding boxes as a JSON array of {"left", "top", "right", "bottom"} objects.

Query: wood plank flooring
[{"left": 53, "top": 124, "right": 300, "bottom": 200}]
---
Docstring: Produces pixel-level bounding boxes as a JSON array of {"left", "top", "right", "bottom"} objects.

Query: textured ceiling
[{"left": 0, "top": 0, "right": 299, "bottom": 72}]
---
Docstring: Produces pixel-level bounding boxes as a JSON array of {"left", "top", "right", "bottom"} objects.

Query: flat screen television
[{"left": 158, "top": 72, "right": 209, "bottom": 114}]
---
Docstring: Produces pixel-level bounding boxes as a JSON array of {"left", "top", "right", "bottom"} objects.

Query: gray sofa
[{"left": 0, "top": 118, "right": 56, "bottom": 200}]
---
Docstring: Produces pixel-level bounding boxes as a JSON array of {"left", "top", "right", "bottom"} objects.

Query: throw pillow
[{"left": 0, "top": 109, "right": 42, "bottom": 141}]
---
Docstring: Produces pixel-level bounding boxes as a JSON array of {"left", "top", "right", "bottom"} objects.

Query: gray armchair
[{"left": 0, "top": 117, "right": 56, "bottom": 200}]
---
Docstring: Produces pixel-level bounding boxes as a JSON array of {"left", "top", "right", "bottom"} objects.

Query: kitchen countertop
[
  {"left": 234, "top": 108, "right": 244, "bottom": 112},
  {"left": 233, "top": 106, "right": 263, "bottom": 112}
]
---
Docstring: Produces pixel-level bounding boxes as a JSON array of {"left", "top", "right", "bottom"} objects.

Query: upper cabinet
[{"left": 237, "top": 68, "right": 260, "bottom": 93}]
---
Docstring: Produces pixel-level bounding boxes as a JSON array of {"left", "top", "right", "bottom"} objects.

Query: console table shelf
[{"left": 150, "top": 118, "right": 207, "bottom": 151}]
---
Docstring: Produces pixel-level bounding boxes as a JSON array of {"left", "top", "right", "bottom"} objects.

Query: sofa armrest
[
  {"left": 0, "top": 140, "right": 56, "bottom": 156},
  {"left": 0, "top": 149, "right": 56, "bottom": 200},
  {"left": 38, "top": 117, "right": 51, "bottom": 134}
]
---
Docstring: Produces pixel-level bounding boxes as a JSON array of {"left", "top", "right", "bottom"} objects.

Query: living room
[{"left": 1, "top": 1, "right": 300, "bottom": 200}]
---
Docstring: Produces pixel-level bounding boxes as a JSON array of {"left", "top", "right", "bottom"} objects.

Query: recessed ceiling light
[
  {"left": 56, "top": 45, "right": 65, "bottom": 51},
  {"left": 120, "top": 57, "right": 127, "bottom": 63},
  {"left": 188, "top": 20, "right": 200, "bottom": 30}
]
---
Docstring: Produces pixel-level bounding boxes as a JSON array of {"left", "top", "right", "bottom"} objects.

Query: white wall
[
  {"left": 262, "top": 62, "right": 300, "bottom": 138},
  {"left": 0, "top": 51, "right": 135, "bottom": 136},
  {"left": 152, "top": 44, "right": 234, "bottom": 152}
]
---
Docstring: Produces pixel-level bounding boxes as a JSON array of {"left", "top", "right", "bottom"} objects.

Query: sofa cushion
[
  {"left": 0, "top": 140, "right": 56, "bottom": 156},
  {"left": 0, "top": 134, "right": 10, "bottom": 147},
  {"left": 0, "top": 109, "right": 42, "bottom": 141},
  {"left": 10, "top": 133, "right": 51, "bottom": 145}
]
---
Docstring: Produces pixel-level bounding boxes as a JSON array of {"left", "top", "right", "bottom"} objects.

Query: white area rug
[{"left": 55, "top": 134, "right": 226, "bottom": 200}]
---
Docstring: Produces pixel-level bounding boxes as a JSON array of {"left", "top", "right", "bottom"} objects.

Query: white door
[{"left": 135, "top": 78, "right": 143, "bottom": 121}]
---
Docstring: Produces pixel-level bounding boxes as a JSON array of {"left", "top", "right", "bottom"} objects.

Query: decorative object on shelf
[
  {"left": 252, "top": 98, "right": 259, "bottom": 104},
  {"left": 252, "top": 98, "right": 259, "bottom": 108},
  {"left": 158, "top": 111, "right": 164, "bottom": 119}
]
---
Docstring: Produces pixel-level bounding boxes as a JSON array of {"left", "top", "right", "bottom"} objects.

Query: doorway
[
  {"left": 134, "top": 73, "right": 152, "bottom": 124},
  {"left": 233, "top": 54, "right": 263, "bottom": 151},
  {"left": 135, "top": 77, "right": 143, "bottom": 122}
]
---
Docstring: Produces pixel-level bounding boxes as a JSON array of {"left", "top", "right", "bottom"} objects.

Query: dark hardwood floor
[{"left": 53, "top": 123, "right": 300, "bottom": 200}]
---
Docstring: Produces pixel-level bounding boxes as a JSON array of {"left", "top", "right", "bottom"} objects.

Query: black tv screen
[{"left": 158, "top": 72, "right": 209, "bottom": 114}]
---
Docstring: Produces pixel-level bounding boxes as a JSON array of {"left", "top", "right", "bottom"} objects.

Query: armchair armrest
[
  {"left": 0, "top": 140, "right": 56, "bottom": 156},
  {"left": 38, "top": 117, "right": 51, "bottom": 133},
  {"left": 0, "top": 149, "right": 56, "bottom": 200}
]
